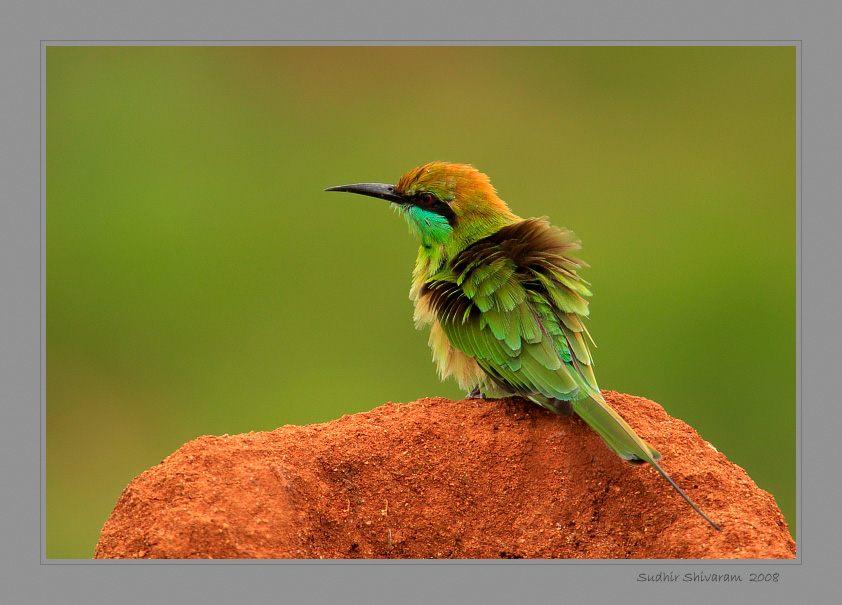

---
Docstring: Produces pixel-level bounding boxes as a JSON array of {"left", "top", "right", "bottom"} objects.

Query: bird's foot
[
  {"left": 547, "top": 397, "right": 573, "bottom": 418},
  {"left": 466, "top": 386, "right": 486, "bottom": 400}
]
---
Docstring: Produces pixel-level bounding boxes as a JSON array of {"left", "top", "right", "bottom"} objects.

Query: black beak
[{"left": 324, "top": 182, "right": 406, "bottom": 204}]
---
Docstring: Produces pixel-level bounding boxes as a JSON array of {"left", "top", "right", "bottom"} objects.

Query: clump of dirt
[{"left": 94, "top": 392, "right": 795, "bottom": 559}]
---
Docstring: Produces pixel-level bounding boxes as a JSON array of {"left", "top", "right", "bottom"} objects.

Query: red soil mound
[{"left": 94, "top": 392, "right": 795, "bottom": 559}]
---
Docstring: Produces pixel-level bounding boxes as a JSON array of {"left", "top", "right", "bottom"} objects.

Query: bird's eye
[{"left": 420, "top": 193, "right": 434, "bottom": 206}]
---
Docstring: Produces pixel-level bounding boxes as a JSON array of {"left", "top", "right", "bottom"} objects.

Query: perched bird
[{"left": 326, "top": 161, "right": 720, "bottom": 530}]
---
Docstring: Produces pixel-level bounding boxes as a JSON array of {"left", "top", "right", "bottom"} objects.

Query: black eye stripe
[
  {"left": 414, "top": 192, "right": 440, "bottom": 205},
  {"left": 411, "top": 192, "right": 456, "bottom": 226}
]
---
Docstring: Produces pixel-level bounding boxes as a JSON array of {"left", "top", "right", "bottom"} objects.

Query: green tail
[{"left": 571, "top": 392, "right": 721, "bottom": 531}]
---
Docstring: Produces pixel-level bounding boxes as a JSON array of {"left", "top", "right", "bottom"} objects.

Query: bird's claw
[{"left": 466, "top": 386, "right": 486, "bottom": 400}]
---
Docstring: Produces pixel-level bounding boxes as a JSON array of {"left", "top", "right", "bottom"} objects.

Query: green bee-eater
[{"left": 326, "top": 161, "right": 720, "bottom": 530}]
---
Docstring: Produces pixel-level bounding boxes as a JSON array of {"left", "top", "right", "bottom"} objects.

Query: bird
[{"left": 326, "top": 161, "right": 720, "bottom": 531}]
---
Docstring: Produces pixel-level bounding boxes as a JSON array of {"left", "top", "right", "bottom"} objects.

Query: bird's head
[{"left": 326, "top": 162, "right": 519, "bottom": 257}]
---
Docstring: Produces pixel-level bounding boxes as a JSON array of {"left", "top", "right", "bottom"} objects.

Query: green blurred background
[{"left": 46, "top": 45, "right": 796, "bottom": 558}]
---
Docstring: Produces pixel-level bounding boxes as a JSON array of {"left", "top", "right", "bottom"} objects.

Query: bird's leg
[
  {"left": 466, "top": 386, "right": 486, "bottom": 400},
  {"left": 548, "top": 398, "right": 574, "bottom": 418}
]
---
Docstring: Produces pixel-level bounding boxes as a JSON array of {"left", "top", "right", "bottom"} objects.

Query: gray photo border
[{"left": 5, "top": 0, "right": 834, "bottom": 603}]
